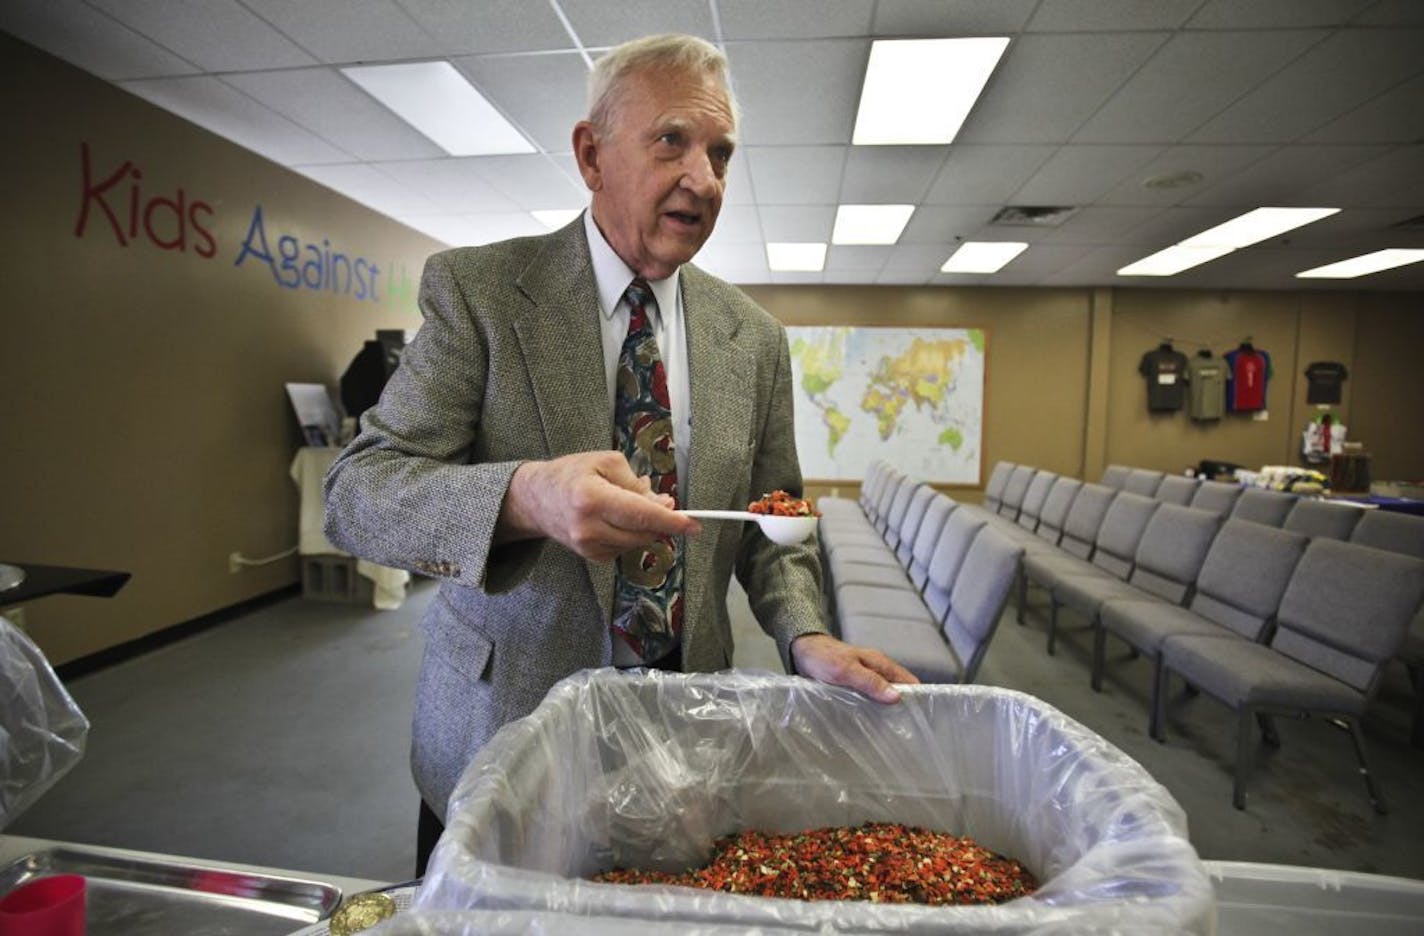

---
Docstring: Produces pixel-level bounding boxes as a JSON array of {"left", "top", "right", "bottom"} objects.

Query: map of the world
[{"left": 787, "top": 326, "right": 986, "bottom": 484}]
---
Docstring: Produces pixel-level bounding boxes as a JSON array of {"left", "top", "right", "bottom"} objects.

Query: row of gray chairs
[
  {"left": 818, "top": 464, "right": 1025, "bottom": 685},
  {"left": 975, "top": 459, "right": 1424, "bottom": 811}
]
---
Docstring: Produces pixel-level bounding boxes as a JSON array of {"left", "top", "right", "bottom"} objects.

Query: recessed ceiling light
[
  {"left": 1296, "top": 248, "right": 1424, "bottom": 279},
  {"left": 766, "top": 242, "right": 827, "bottom": 272},
  {"left": 852, "top": 37, "right": 1010, "bottom": 145},
  {"left": 940, "top": 242, "right": 1028, "bottom": 274},
  {"left": 1179, "top": 207, "right": 1339, "bottom": 249},
  {"left": 342, "top": 61, "right": 534, "bottom": 156},
  {"left": 832, "top": 205, "right": 915, "bottom": 245},
  {"left": 531, "top": 209, "right": 582, "bottom": 229},
  {"left": 1117, "top": 245, "right": 1236, "bottom": 277}
]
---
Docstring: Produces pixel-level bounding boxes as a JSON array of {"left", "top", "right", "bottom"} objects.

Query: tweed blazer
[{"left": 323, "top": 218, "right": 828, "bottom": 816}]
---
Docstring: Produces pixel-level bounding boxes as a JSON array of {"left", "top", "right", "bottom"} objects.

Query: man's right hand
[{"left": 497, "top": 451, "right": 701, "bottom": 562}]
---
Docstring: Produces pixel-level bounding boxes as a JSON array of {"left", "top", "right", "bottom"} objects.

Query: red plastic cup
[{"left": 0, "top": 874, "right": 86, "bottom": 936}]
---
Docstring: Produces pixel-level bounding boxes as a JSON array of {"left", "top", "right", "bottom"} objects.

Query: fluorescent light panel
[
  {"left": 853, "top": 37, "right": 1010, "bottom": 145},
  {"left": 1179, "top": 207, "right": 1340, "bottom": 249},
  {"left": 940, "top": 241, "right": 1027, "bottom": 274},
  {"left": 832, "top": 204, "right": 914, "bottom": 245},
  {"left": 531, "top": 209, "right": 583, "bottom": 230},
  {"left": 1119, "top": 206, "right": 1339, "bottom": 277},
  {"left": 1117, "top": 245, "right": 1236, "bottom": 277},
  {"left": 1296, "top": 249, "right": 1424, "bottom": 279},
  {"left": 342, "top": 61, "right": 534, "bottom": 156},
  {"left": 766, "top": 242, "right": 826, "bottom": 272}
]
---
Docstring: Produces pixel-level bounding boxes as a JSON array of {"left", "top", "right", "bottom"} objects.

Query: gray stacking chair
[
  {"left": 1154, "top": 475, "right": 1200, "bottom": 506},
  {"left": 982, "top": 461, "right": 1015, "bottom": 513},
  {"left": 1123, "top": 468, "right": 1166, "bottom": 497},
  {"left": 1099, "top": 521, "right": 1308, "bottom": 736},
  {"left": 835, "top": 506, "right": 987, "bottom": 628},
  {"left": 1155, "top": 539, "right": 1424, "bottom": 812},
  {"left": 818, "top": 461, "right": 882, "bottom": 522},
  {"left": 1230, "top": 487, "right": 1296, "bottom": 527},
  {"left": 1190, "top": 480, "right": 1244, "bottom": 517},
  {"left": 997, "top": 465, "right": 1038, "bottom": 521},
  {"left": 940, "top": 527, "right": 1026, "bottom": 683},
  {"left": 1100, "top": 464, "right": 1131, "bottom": 489},
  {"left": 1031, "top": 477, "right": 1083, "bottom": 549},
  {"left": 1283, "top": 499, "right": 1364, "bottom": 541},
  {"left": 1013, "top": 471, "right": 1058, "bottom": 534},
  {"left": 1019, "top": 484, "right": 1118, "bottom": 629},
  {"left": 821, "top": 470, "right": 904, "bottom": 555},
  {"left": 1042, "top": 492, "right": 1161, "bottom": 655},
  {"left": 828, "top": 484, "right": 937, "bottom": 585},
  {"left": 1351, "top": 509, "right": 1424, "bottom": 558},
  {"left": 903, "top": 494, "right": 956, "bottom": 592}
]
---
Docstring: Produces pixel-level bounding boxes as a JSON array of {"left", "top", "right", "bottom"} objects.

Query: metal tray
[{"left": 0, "top": 845, "right": 343, "bottom": 935}]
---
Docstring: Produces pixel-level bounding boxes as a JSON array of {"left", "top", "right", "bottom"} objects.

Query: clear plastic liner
[
  {"left": 0, "top": 614, "right": 89, "bottom": 828},
  {"left": 400, "top": 669, "right": 1214, "bottom": 934}
]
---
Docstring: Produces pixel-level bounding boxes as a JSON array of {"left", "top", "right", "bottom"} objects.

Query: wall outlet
[
  {"left": 3, "top": 605, "right": 26, "bottom": 631},
  {"left": 228, "top": 551, "right": 243, "bottom": 573}
]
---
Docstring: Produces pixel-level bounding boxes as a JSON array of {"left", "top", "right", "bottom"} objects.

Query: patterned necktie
[{"left": 612, "top": 277, "right": 683, "bottom": 664}]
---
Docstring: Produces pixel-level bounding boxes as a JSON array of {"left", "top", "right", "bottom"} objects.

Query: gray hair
[{"left": 586, "top": 34, "right": 740, "bottom": 134}]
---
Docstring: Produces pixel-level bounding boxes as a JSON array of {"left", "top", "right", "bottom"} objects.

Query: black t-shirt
[
  {"left": 1305, "top": 360, "right": 1348, "bottom": 405},
  {"left": 1139, "top": 345, "right": 1189, "bottom": 412}
]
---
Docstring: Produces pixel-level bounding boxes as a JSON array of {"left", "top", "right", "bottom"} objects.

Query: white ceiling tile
[
  {"left": 924, "top": 145, "right": 1056, "bottom": 204},
  {"left": 1291, "top": 144, "right": 1424, "bottom": 209},
  {"left": 872, "top": 0, "right": 1038, "bottom": 36},
  {"left": 758, "top": 205, "right": 835, "bottom": 241},
  {"left": 1352, "top": 0, "right": 1424, "bottom": 25},
  {"left": 718, "top": 0, "right": 874, "bottom": 40},
  {"left": 118, "top": 75, "right": 352, "bottom": 163},
  {"left": 1266, "top": 207, "right": 1424, "bottom": 247},
  {"left": 693, "top": 242, "right": 768, "bottom": 271},
  {"left": 1073, "top": 30, "right": 1327, "bottom": 144},
  {"left": 1188, "top": 29, "right": 1424, "bottom": 144},
  {"left": 1027, "top": 0, "right": 1202, "bottom": 32},
  {"left": 899, "top": 206, "right": 1001, "bottom": 242},
  {"left": 89, "top": 0, "right": 316, "bottom": 71},
  {"left": 454, "top": 52, "right": 589, "bottom": 154},
  {"left": 396, "top": 212, "right": 548, "bottom": 247},
  {"left": 241, "top": 0, "right": 440, "bottom": 63},
  {"left": 373, "top": 159, "right": 523, "bottom": 213},
  {"left": 295, "top": 163, "right": 439, "bottom": 215},
  {"left": 725, "top": 39, "right": 866, "bottom": 145},
  {"left": 876, "top": 269, "right": 933, "bottom": 285},
  {"left": 957, "top": 244, "right": 1096, "bottom": 285},
  {"left": 839, "top": 147, "right": 949, "bottom": 203},
  {"left": 723, "top": 150, "right": 756, "bottom": 206},
  {"left": 826, "top": 245, "right": 893, "bottom": 271},
  {"left": 1181, "top": 144, "right": 1392, "bottom": 207},
  {"left": 559, "top": 0, "right": 715, "bottom": 47},
  {"left": 222, "top": 68, "right": 444, "bottom": 161},
  {"left": 1304, "top": 73, "right": 1424, "bottom": 144},
  {"left": 1037, "top": 245, "right": 1142, "bottom": 285},
  {"left": 398, "top": 0, "right": 572, "bottom": 55},
  {"left": 1038, "top": 206, "right": 1164, "bottom": 245},
  {"left": 772, "top": 271, "right": 827, "bottom": 284},
  {"left": 823, "top": 270, "right": 878, "bottom": 284},
  {"left": 745, "top": 147, "right": 847, "bottom": 205},
  {"left": 956, "top": 33, "right": 1168, "bottom": 143},
  {"left": 1110, "top": 206, "right": 1246, "bottom": 252},
  {"left": 1187, "top": 0, "right": 1376, "bottom": 29},
  {"left": 884, "top": 243, "right": 954, "bottom": 271},
  {"left": 704, "top": 206, "right": 763, "bottom": 244},
  {"left": 1014, "top": 145, "right": 1165, "bottom": 205},
  {"left": 0, "top": 0, "right": 200, "bottom": 80},
  {"left": 461, "top": 155, "right": 586, "bottom": 209},
  {"left": 1096, "top": 145, "right": 1277, "bottom": 206}
]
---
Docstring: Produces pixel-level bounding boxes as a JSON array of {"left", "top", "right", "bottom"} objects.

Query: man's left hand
[{"left": 790, "top": 633, "right": 920, "bottom": 704}]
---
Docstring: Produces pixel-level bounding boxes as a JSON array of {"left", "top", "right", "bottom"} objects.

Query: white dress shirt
[{"left": 583, "top": 210, "right": 691, "bottom": 506}]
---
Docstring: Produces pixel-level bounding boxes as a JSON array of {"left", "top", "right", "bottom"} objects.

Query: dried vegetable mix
[
  {"left": 747, "top": 490, "right": 819, "bottom": 517},
  {"left": 593, "top": 822, "right": 1037, "bottom": 906}
]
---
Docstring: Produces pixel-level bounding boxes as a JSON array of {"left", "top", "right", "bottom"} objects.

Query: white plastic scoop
[{"left": 681, "top": 510, "right": 818, "bottom": 546}]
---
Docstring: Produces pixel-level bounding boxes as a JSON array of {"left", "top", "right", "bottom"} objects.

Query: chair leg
[
  {"left": 1090, "top": 624, "right": 1106, "bottom": 692},
  {"left": 1234, "top": 707, "right": 1254, "bottom": 810},
  {"left": 1257, "top": 713, "right": 1280, "bottom": 747},
  {"left": 1345, "top": 718, "right": 1390, "bottom": 815},
  {"left": 1046, "top": 599, "right": 1059, "bottom": 655},
  {"left": 1150, "top": 658, "right": 1168, "bottom": 742}
]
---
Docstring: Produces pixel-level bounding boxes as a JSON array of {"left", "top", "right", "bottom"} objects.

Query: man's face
[{"left": 574, "top": 67, "right": 736, "bottom": 280}]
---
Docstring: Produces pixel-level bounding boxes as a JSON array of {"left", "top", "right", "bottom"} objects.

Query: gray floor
[{"left": 11, "top": 576, "right": 1424, "bottom": 885}]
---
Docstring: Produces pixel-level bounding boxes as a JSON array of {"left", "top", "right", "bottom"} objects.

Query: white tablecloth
[{"left": 289, "top": 447, "right": 409, "bottom": 610}]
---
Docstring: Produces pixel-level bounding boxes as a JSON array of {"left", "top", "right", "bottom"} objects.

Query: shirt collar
[{"left": 583, "top": 209, "right": 680, "bottom": 322}]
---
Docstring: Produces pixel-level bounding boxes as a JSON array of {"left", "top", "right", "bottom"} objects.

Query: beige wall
[
  {"left": 2, "top": 35, "right": 441, "bottom": 663},
  {"left": 5, "top": 36, "right": 1421, "bottom": 665}
]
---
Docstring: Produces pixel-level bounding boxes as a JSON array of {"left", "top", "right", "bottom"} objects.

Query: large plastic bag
[
  {"left": 406, "top": 669, "right": 1214, "bottom": 934},
  {"left": 0, "top": 614, "right": 89, "bottom": 828}
]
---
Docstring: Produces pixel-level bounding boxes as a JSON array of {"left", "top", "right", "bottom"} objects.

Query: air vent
[
  {"left": 1390, "top": 213, "right": 1424, "bottom": 230},
  {"left": 990, "top": 205, "right": 1078, "bottom": 227}
]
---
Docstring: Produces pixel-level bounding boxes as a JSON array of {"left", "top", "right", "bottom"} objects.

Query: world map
[{"left": 787, "top": 326, "right": 986, "bottom": 484}]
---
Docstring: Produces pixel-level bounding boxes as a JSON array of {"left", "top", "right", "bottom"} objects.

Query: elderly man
[{"left": 323, "top": 33, "right": 916, "bottom": 873}]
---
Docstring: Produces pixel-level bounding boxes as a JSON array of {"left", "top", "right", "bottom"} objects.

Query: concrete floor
[{"left": 11, "top": 575, "right": 1424, "bottom": 885}]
